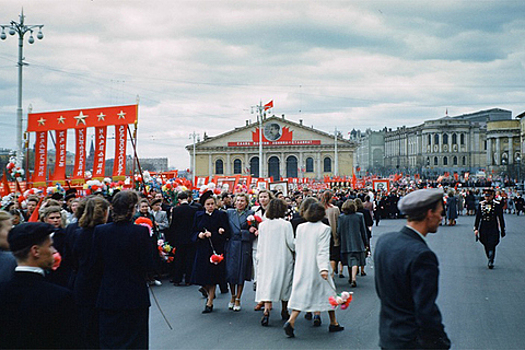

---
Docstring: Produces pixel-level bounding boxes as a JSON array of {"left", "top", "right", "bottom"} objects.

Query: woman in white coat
[
  {"left": 284, "top": 202, "right": 344, "bottom": 337},
  {"left": 255, "top": 198, "right": 295, "bottom": 327}
]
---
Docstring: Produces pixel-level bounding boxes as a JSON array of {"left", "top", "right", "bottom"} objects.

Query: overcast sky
[{"left": 1, "top": 0, "right": 524, "bottom": 170}]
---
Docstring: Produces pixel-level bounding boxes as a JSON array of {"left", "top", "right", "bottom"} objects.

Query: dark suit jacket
[
  {"left": 374, "top": 226, "right": 450, "bottom": 349},
  {"left": 0, "top": 271, "right": 80, "bottom": 349},
  {"left": 90, "top": 222, "right": 152, "bottom": 310},
  {"left": 167, "top": 203, "right": 199, "bottom": 246},
  {"left": 474, "top": 199, "right": 505, "bottom": 248}
]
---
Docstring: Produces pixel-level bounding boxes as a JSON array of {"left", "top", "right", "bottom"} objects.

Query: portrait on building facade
[{"left": 264, "top": 122, "right": 282, "bottom": 141}]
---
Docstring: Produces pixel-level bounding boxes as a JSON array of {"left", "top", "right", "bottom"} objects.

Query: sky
[{"left": 1, "top": 0, "right": 525, "bottom": 170}]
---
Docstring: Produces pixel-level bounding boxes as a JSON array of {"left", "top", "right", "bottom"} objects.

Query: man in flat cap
[
  {"left": 374, "top": 188, "right": 451, "bottom": 349},
  {"left": 0, "top": 222, "right": 80, "bottom": 349},
  {"left": 474, "top": 188, "right": 505, "bottom": 269}
]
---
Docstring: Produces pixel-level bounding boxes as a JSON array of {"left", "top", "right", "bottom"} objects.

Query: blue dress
[
  {"left": 225, "top": 208, "right": 255, "bottom": 284},
  {"left": 190, "top": 210, "right": 230, "bottom": 286}
]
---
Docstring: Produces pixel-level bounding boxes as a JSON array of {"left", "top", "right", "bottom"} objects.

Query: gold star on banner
[
  {"left": 37, "top": 117, "right": 46, "bottom": 126},
  {"left": 57, "top": 115, "right": 66, "bottom": 124},
  {"left": 97, "top": 113, "right": 106, "bottom": 121},
  {"left": 74, "top": 111, "right": 88, "bottom": 125},
  {"left": 117, "top": 111, "right": 126, "bottom": 119}
]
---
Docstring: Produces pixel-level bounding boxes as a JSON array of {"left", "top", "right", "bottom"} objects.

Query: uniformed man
[
  {"left": 375, "top": 188, "right": 451, "bottom": 349},
  {"left": 0, "top": 222, "right": 80, "bottom": 349},
  {"left": 474, "top": 188, "right": 506, "bottom": 269}
]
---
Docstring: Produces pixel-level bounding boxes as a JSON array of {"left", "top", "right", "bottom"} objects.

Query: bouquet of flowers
[
  {"left": 328, "top": 291, "right": 353, "bottom": 310},
  {"left": 246, "top": 214, "right": 263, "bottom": 228},
  {"left": 157, "top": 239, "right": 176, "bottom": 263}
]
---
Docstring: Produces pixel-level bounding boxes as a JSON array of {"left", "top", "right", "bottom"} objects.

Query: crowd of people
[{"left": 0, "top": 178, "right": 515, "bottom": 348}]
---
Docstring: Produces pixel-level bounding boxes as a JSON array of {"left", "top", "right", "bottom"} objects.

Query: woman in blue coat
[
  {"left": 225, "top": 193, "right": 256, "bottom": 312},
  {"left": 191, "top": 191, "right": 231, "bottom": 313},
  {"left": 446, "top": 191, "right": 458, "bottom": 226}
]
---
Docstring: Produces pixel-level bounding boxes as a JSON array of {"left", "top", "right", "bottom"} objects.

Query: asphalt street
[{"left": 149, "top": 213, "right": 525, "bottom": 349}]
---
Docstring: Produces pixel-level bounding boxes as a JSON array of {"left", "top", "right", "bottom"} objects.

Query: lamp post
[
  {"left": 189, "top": 131, "right": 200, "bottom": 180},
  {"left": 516, "top": 155, "right": 521, "bottom": 188},
  {"left": 1, "top": 9, "right": 44, "bottom": 170}
]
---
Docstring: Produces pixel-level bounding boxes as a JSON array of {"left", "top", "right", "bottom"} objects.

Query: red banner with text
[
  {"left": 72, "top": 128, "right": 87, "bottom": 182},
  {"left": 34, "top": 131, "right": 48, "bottom": 185},
  {"left": 52, "top": 130, "right": 67, "bottom": 182},
  {"left": 92, "top": 126, "right": 107, "bottom": 179},
  {"left": 113, "top": 124, "right": 127, "bottom": 179}
]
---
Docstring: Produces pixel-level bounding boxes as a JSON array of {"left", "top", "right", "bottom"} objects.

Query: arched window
[
  {"left": 452, "top": 133, "right": 457, "bottom": 144},
  {"left": 453, "top": 156, "right": 458, "bottom": 165},
  {"left": 426, "top": 157, "right": 430, "bottom": 166},
  {"left": 250, "top": 157, "right": 259, "bottom": 177},
  {"left": 323, "top": 157, "right": 332, "bottom": 172},
  {"left": 434, "top": 157, "right": 438, "bottom": 166},
  {"left": 460, "top": 133, "right": 465, "bottom": 145},
  {"left": 305, "top": 157, "right": 314, "bottom": 172},
  {"left": 434, "top": 134, "right": 439, "bottom": 145},
  {"left": 215, "top": 159, "right": 224, "bottom": 175},
  {"left": 286, "top": 156, "right": 298, "bottom": 178},
  {"left": 443, "top": 134, "right": 448, "bottom": 144},
  {"left": 443, "top": 156, "right": 448, "bottom": 165},
  {"left": 233, "top": 159, "right": 242, "bottom": 174},
  {"left": 268, "top": 156, "right": 280, "bottom": 181},
  {"left": 462, "top": 156, "right": 467, "bottom": 165},
  {"left": 428, "top": 134, "right": 431, "bottom": 145}
]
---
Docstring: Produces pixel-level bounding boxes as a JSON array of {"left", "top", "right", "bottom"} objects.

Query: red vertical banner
[
  {"left": 34, "top": 131, "right": 48, "bottom": 185},
  {"left": 92, "top": 126, "right": 107, "bottom": 179},
  {"left": 52, "top": 130, "right": 67, "bottom": 182},
  {"left": 113, "top": 124, "right": 127, "bottom": 179},
  {"left": 72, "top": 128, "right": 87, "bottom": 183}
]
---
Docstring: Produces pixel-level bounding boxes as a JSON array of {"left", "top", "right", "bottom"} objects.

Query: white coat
[
  {"left": 288, "top": 221, "right": 334, "bottom": 312},
  {"left": 255, "top": 218, "right": 295, "bottom": 303}
]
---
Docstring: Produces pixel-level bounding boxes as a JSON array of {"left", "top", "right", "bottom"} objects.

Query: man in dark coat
[
  {"left": 474, "top": 188, "right": 506, "bottom": 269},
  {"left": 374, "top": 188, "right": 451, "bottom": 349},
  {"left": 166, "top": 191, "right": 199, "bottom": 285},
  {"left": 514, "top": 192, "right": 524, "bottom": 216},
  {"left": 0, "top": 222, "right": 80, "bottom": 349}
]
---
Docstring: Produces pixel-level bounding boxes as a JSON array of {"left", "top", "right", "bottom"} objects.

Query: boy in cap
[
  {"left": 374, "top": 188, "right": 451, "bottom": 349},
  {"left": 0, "top": 222, "right": 80, "bottom": 349}
]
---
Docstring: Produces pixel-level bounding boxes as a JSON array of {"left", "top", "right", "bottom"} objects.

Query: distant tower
[{"left": 86, "top": 138, "right": 95, "bottom": 172}]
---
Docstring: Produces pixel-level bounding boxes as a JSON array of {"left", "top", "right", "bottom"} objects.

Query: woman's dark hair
[
  {"left": 79, "top": 197, "right": 110, "bottom": 229},
  {"left": 320, "top": 190, "right": 334, "bottom": 209},
  {"left": 304, "top": 202, "right": 326, "bottom": 223},
  {"left": 266, "top": 198, "right": 287, "bottom": 219},
  {"left": 111, "top": 190, "right": 139, "bottom": 223},
  {"left": 354, "top": 198, "right": 364, "bottom": 211},
  {"left": 74, "top": 196, "right": 90, "bottom": 220},
  {"left": 299, "top": 197, "right": 318, "bottom": 218},
  {"left": 341, "top": 199, "right": 357, "bottom": 215}
]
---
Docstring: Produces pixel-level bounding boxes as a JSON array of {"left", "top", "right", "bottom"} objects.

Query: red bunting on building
[
  {"left": 52, "top": 130, "right": 67, "bottom": 182},
  {"left": 92, "top": 126, "right": 107, "bottom": 179},
  {"left": 34, "top": 131, "right": 48, "bottom": 185}
]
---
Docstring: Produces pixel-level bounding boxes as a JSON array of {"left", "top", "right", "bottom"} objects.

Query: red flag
[
  {"left": 28, "top": 197, "right": 43, "bottom": 222},
  {"left": 1, "top": 172, "right": 11, "bottom": 196},
  {"left": 351, "top": 173, "right": 357, "bottom": 189},
  {"left": 264, "top": 100, "right": 273, "bottom": 111}
]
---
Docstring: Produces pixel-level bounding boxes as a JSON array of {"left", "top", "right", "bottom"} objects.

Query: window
[
  {"left": 305, "top": 157, "right": 314, "bottom": 172},
  {"left": 443, "top": 156, "right": 448, "bottom": 165},
  {"left": 443, "top": 134, "right": 448, "bottom": 144},
  {"left": 268, "top": 156, "right": 280, "bottom": 181},
  {"left": 286, "top": 156, "right": 298, "bottom": 178},
  {"left": 453, "top": 156, "right": 458, "bottom": 165},
  {"left": 233, "top": 159, "right": 242, "bottom": 174},
  {"left": 323, "top": 157, "right": 332, "bottom": 172},
  {"left": 434, "top": 134, "right": 439, "bottom": 145},
  {"left": 460, "top": 133, "right": 465, "bottom": 145},
  {"left": 428, "top": 134, "right": 431, "bottom": 145},
  {"left": 434, "top": 157, "right": 438, "bottom": 166},
  {"left": 462, "top": 156, "right": 467, "bottom": 165},
  {"left": 250, "top": 157, "right": 259, "bottom": 177},
  {"left": 452, "top": 133, "right": 457, "bottom": 144},
  {"left": 215, "top": 159, "right": 224, "bottom": 175}
]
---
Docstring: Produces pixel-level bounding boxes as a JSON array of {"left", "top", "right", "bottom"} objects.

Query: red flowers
[{"left": 210, "top": 253, "right": 224, "bottom": 265}]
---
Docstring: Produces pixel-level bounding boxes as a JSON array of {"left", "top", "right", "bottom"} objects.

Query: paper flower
[
  {"left": 134, "top": 217, "right": 153, "bottom": 236},
  {"left": 52, "top": 251, "right": 62, "bottom": 271},
  {"left": 247, "top": 214, "right": 263, "bottom": 227},
  {"left": 328, "top": 291, "right": 353, "bottom": 310},
  {"left": 210, "top": 253, "right": 224, "bottom": 265}
]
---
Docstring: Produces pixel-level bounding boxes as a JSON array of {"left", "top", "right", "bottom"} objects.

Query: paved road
[{"left": 149, "top": 213, "right": 525, "bottom": 349}]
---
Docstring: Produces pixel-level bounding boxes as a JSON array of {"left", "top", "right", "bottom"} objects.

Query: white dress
[
  {"left": 288, "top": 221, "right": 334, "bottom": 312},
  {"left": 255, "top": 218, "right": 295, "bottom": 302}
]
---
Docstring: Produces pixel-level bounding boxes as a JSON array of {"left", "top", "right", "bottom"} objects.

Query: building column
[
  {"left": 509, "top": 136, "right": 514, "bottom": 164},
  {"left": 487, "top": 138, "right": 492, "bottom": 165},
  {"left": 281, "top": 152, "right": 285, "bottom": 178},
  {"left": 244, "top": 153, "right": 249, "bottom": 175},
  {"left": 226, "top": 153, "right": 231, "bottom": 175},
  {"left": 208, "top": 153, "right": 213, "bottom": 177},
  {"left": 316, "top": 152, "right": 321, "bottom": 179},
  {"left": 299, "top": 151, "right": 304, "bottom": 179},
  {"left": 496, "top": 137, "right": 501, "bottom": 165}
]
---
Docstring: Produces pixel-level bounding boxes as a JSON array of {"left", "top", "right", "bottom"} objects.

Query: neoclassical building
[
  {"left": 486, "top": 119, "right": 521, "bottom": 176},
  {"left": 186, "top": 115, "right": 356, "bottom": 180},
  {"left": 381, "top": 108, "right": 515, "bottom": 175}
]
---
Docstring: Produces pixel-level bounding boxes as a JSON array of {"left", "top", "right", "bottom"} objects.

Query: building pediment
[{"left": 186, "top": 116, "right": 355, "bottom": 150}]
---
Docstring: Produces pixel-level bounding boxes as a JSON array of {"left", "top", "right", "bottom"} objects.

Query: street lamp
[
  {"left": 1, "top": 9, "right": 44, "bottom": 170},
  {"left": 516, "top": 155, "right": 521, "bottom": 187}
]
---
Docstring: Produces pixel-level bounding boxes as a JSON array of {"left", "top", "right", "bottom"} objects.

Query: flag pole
[{"left": 259, "top": 101, "right": 263, "bottom": 178}]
